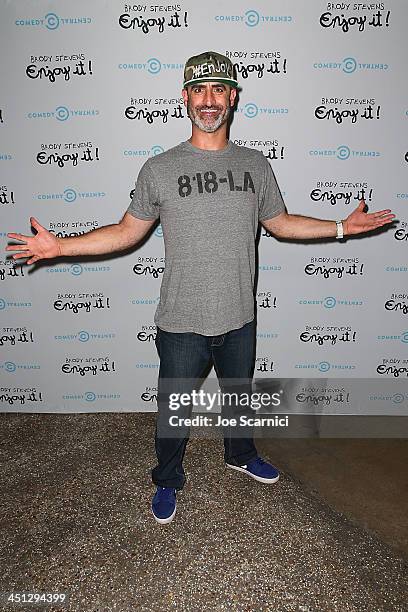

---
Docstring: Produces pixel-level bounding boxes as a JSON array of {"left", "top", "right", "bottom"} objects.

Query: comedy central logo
[
  {"left": 79, "top": 331, "right": 89, "bottom": 342},
  {"left": 311, "top": 146, "right": 350, "bottom": 160},
  {"left": 313, "top": 57, "right": 389, "bottom": 74},
  {"left": 27, "top": 106, "right": 99, "bottom": 121},
  {"left": 54, "top": 330, "right": 116, "bottom": 342},
  {"left": 1, "top": 361, "right": 40, "bottom": 372},
  {"left": 319, "top": 361, "right": 330, "bottom": 373},
  {"left": 298, "top": 296, "right": 363, "bottom": 308},
  {"left": 70, "top": 264, "right": 83, "bottom": 276},
  {"left": 236, "top": 102, "right": 289, "bottom": 118},
  {"left": 337, "top": 145, "right": 350, "bottom": 160},
  {"left": 385, "top": 265, "right": 408, "bottom": 273},
  {"left": 46, "top": 263, "right": 110, "bottom": 275},
  {"left": 36, "top": 187, "right": 77, "bottom": 202},
  {"left": 368, "top": 393, "right": 408, "bottom": 405},
  {"left": 62, "top": 391, "right": 121, "bottom": 401},
  {"left": 214, "top": 10, "right": 292, "bottom": 27},
  {"left": 2, "top": 361, "right": 16, "bottom": 373},
  {"left": 46, "top": 263, "right": 83, "bottom": 275},
  {"left": 118, "top": 58, "right": 183, "bottom": 74},
  {"left": 391, "top": 393, "right": 408, "bottom": 404},
  {"left": 15, "top": 13, "right": 92, "bottom": 30},
  {"left": 36, "top": 188, "right": 106, "bottom": 203},
  {"left": 295, "top": 361, "right": 356, "bottom": 371},
  {"left": 309, "top": 145, "right": 380, "bottom": 160},
  {"left": 63, "top": 188, "right": 76, "bottom": 202},
  {"left": 0, "top": 298, "right": 32, "bottom": 310},
  {"left": 377, "top": 331, "right": 408, "bottom": 343},
  {"left": 245, "top": 10, "right": 260, "bottom": 26},
  {"left": 244, "top": 103, "right": 258, "bottom": 118},
  {"left": 123, "top": 144, "right": 164, "bottom": 157}
]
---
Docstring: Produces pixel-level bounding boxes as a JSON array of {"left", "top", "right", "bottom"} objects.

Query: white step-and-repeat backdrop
[{"left": 1, "top": 1, "right": 407, "bottom": 412}]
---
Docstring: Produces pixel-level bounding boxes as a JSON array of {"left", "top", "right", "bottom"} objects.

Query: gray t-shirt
[{"left": 127, "top": 140, "right": 285, "bottom": 336}]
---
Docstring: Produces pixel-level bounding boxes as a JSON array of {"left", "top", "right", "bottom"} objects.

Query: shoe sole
[
  {"left": 225, "top": 463, "right": 280, "bottom": 484},
  {"left": 152, "top": 505, "right": 176, "bottom": 525}
]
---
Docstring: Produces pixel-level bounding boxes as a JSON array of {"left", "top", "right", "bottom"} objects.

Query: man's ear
[
  {"left": 181, "top": 88, "right": 188, "bottom": 107},
  {"left": 229, "top": 87, "right": 237, "bottom": 107}
]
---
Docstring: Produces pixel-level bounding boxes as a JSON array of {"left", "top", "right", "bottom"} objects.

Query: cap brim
[{"left": 183, "top": 77, "right": 238, "bottom": 88}]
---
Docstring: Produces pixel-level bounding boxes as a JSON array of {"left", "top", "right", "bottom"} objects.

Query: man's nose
[{"left": 203, "top": 88, "right": 216, "bottom": 106}]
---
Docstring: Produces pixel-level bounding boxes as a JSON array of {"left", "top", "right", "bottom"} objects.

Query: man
[{"left": 7, "top": 51, "right": 394, "bottom": 525}]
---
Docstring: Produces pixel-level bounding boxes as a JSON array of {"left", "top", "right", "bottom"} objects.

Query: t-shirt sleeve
[
  {"left": 258, "top": 158, "right": 286, "bottom": 221},
  {"left": 126, "top": 160, "right": 160, "bottom": 220}
]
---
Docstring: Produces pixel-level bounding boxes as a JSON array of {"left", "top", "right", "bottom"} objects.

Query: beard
[{"left": 187, "top": 101, "right": 231, "bottom": 133}]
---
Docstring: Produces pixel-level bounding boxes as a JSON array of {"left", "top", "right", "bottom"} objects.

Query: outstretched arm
[
  {"left": 6, "top": 212, "right": 156, "bottom": 265},
  {"left": 261, "top": 199, "right": 395, "bottom": 239}
]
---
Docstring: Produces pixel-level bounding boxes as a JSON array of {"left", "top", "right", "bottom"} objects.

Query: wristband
[{"left": 335, "top": 220, "right": 344, "bottom": 240}]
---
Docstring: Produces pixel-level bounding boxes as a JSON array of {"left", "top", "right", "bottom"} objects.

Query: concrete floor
[
  {"left": 0, "top": 413, "right": 407, "bottom": 612},
  {"left": 258, "top": 437, "right": 408, "bottom": 558}
]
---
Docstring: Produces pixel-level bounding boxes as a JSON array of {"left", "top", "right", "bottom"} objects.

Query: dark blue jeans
[{"left": 152, "top": 320, "right": 258, "bottom": 490}]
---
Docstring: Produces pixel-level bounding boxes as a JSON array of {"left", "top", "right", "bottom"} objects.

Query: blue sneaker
[
  {"left": 151, "top": 487, "right": 177, "bottom": 524},
  {"left": 226, "top": 457, "right": 280, "bottom": 484}
]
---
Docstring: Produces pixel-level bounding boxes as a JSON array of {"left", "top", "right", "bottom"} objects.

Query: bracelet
[{"left": 335, "top": 220, "right": 344, "bottom": 239}]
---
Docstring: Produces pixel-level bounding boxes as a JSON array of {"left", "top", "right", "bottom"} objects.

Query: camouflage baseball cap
[{"left": 183, "top": 51, "right": 238, "bottom": 88}]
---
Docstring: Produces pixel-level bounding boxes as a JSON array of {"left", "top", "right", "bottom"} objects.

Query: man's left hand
[{"left": 343, "top": 199, "right": 395, "bottom": 235}]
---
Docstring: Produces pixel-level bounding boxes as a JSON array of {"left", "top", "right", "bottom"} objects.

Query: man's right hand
[
  {"left": 6, "top": 213, "right": 157, "bottom": 263},
  {"left": 6, "top": 217, "right": 61, "bottom": 265}
]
